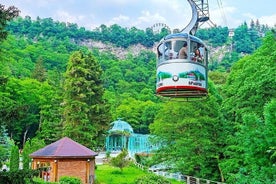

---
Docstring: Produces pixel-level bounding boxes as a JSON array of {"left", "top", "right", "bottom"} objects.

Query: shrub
[
  {"left": 59, "top": 176, "right": 82, "bottom": 184},
  {"left": 135, "top": 174, "right": 172, "bottom": 184},
  {"left": 31, "top": 177, "right": 59, "bottom": 184},
  {"left": 0, "top": 169, "right": 39, "bottom": 184},
  {"left": 110, "top": 149, "right": 129, "bottom": 172}
]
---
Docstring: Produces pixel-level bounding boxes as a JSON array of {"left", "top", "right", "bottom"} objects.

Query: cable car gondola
[{"left": 156, "top": 0, "right": 214, "bottom": 98}]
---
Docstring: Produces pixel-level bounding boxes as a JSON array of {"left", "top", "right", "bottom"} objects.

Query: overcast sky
[{"left": 2, "top": 0, "right": 276, "bottom": 31}]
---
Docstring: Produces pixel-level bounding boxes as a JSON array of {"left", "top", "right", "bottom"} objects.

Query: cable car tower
[{"left": 156, "top": 0, "right": 214, "bottom": 99}]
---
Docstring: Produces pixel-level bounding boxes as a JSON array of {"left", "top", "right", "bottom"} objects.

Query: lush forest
[{"left": 0, "top": 4, "right": 275, "bottom": 184}]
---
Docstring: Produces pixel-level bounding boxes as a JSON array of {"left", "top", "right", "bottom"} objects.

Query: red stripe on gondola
[{"left": 157, "top": 85, "right": 207, "bottom": 93}]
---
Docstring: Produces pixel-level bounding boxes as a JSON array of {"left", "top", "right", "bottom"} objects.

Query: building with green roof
[{"left": 105, "top": 119, "right": 158, "bottom": 156}]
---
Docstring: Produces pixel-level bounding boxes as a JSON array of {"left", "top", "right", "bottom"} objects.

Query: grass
[{"left": 95, "top": 164, "right": 184, "bottom": 184}]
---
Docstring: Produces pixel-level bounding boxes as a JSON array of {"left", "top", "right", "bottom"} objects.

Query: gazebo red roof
[{"left": 30, "top": 137, "right": 98, "bottom": 158}]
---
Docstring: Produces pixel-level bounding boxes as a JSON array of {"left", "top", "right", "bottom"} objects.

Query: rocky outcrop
[{"left": 80, "top": 40, "right": 156, "bottom": 59}]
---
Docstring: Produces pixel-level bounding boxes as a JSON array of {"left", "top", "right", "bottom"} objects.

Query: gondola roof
[{"left": 163, "top": 32, "right": 204, "bottom": 45}]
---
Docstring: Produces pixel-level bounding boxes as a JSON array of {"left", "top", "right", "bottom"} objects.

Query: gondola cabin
[{"left": 156, "top": 33, "right": 208, "bottom": 98}]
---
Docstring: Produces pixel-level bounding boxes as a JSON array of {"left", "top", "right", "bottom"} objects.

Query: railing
[{"left": 133, "top": 160, "right": 226, "bottom": 184}]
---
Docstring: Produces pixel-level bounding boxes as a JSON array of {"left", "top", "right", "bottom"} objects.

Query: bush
[
  {"left": 59, "top": 176, "right": 82, "bottom": 184},
  {"left": 135, "top": 174, "right": 172, "bottom": 184},
  {"left": 110, "top": 149, "right": 129, "bottom": 172},
  {"left": 0, "top": 169, "right": 39, "bottom": 184}
]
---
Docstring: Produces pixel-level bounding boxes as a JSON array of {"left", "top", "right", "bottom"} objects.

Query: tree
[
  {"left": 0, "top": 4, "right": 20, "bottom": 42},
  {"left": 233, "top": 22, "right": 262, "bottom": 54},
  {"left": 31, "top": 57, "right": 47, "bottom": 82},
  {"left": 222, "top": 32, "right": 276, "bottom": 123},
  {"left": 196, "top": 26, "right": 229, "bottom": 46},
  {"left": 220, "top": 32, "right": 276, "bottom": 183},
  {"left": 22, "top": 138, "right": 45, "bottom": 170},
  {"left": 10, "top": 144, "right": 19, "bottom": 171},
  {"left": 62, "top": 51, "right": 110, "bottom": 148},
  {"left": 110, "top": 149, "right": 129, "bottom": 172},
  {"left": 0, "top": 125, "right": 12, "bottom": 167},
  {"left": 220, "top": 100, "right": 276, "bottom": 183},
  {"left": 150, "top": 81, "right": 224, "bottom": 181}
]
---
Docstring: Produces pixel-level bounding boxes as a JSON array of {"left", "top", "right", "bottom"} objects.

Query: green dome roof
[{"left": 108, "top": 119, "right": 133, "bottom": 134}]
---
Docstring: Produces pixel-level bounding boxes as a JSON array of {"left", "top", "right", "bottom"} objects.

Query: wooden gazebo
[{"left": 30, "top": 137, "right": 98, "bottom": 184}]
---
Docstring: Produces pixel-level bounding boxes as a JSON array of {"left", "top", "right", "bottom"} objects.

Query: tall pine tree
[
  {"left": 62, "top": 51, "right": 110, "bottom": 148},
  {"left": 31, "top": 57, "right": 47, "bottom": 82},
  {"left": 9, "top": 144, "right": 19, "bottom": 171}
]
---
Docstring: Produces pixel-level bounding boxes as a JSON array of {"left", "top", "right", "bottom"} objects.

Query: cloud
[
  {"left": 259, "top": 14, "right": 276, "bottom": 27},
  {"left": 54, "top": 10, "right": 85, "bottom": 24},
  {"left": 106, "top": 15, "right": 130, "bottom": 26},
  {"left": 136, "top": 11, "right": 166, "bottom": 26},
  {"left": 242, "top": 12, "right": 257, "bottom": 22},
  {"left": 210, "top": 6, "right": 237, "bottom": 28}
]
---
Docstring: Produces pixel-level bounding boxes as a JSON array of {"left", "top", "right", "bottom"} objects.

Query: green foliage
[
  {"left": 135, "top": 174, "right": 172, "bottom": 184},
  {"left": 220, "top": 107, "right": 276, "bottom": 183},
  {"left": 32, "top": 177, "right": 58, "bottom": 184},
  {"left": 95, "top": 164, "right": 182, "bottom": 184},
  {"left": 220, "top": 33, "right": 276, "bottom": 183},
  {"left": 110, "top": 149, "right": 130, "bottom": 171},
  {"left": 36, "top": 87, "right": 64, "bottom": 145},
  {"left": 134, "top": 154, "right": 154, "bottom": 167},
  {"left": 233, "top": 23, "right": 253, "bottom": 53},
  {"left": 62, "top": 50, "right": 111, "bottom": 148},
  {"left": 95, "top": 164, "right": 145, "bottom": 184},
  {"left": 219, "top": 52, "right": 241, "bottom": 72},
  {"left": 7, "top": 17, "right": 163, "bottom": 48},
  {"left": 0, "top": 169, "right": 39, "bottom": 184},
  {"left": 0, "top": 12, "right": 275, "bottom": 184},
  {"left": 22, "top": 138, "right": 45, "bottom": 170},
  {"left": 10, "top": 144, "right": 19, "bottom": 171},
  {"left": 233, "top": 22, "right": 263, "bottom": 54},
  {"left": 114, "top": 98, "right": 159, "bottom": 133},
  {"left": 59, "top": 176, "right": 82, "bottom": 184},
  {"left": 0, "top": 4, "right": 20, "bottom": 42},
  {"left": 196, "top": 26, "right": 229, "bottom": 47},
  {"left": 0, "top": 77, "right": 57, "bottom": 146},
  {"left": 0, "top": 125, "right": 12, "bottom": 166},
  {"left": 222, "top": 32, "right": 276, "bottom": 123},
  {"left": 150, "top": 80, "right": 223, "bottom": 181},
  {"left": 31, "top": 57, "right": 47, "bottom": 82}
]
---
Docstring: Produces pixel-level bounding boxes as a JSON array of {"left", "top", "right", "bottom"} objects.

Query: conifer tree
[
  {"left": 31, "top": 57, "right": 47, "bottom": 82},
  {"left": 22, "top": 138, "right": 45, "bottom": 170},
  {"left": 62, "top": 51, "right": 110, "bottom": 148},
  {"left": 10, "top": 144, "right": 19, "bottom": 171},
  {"left": 0, "top": 126, "right": 11, "bottom": 167}
]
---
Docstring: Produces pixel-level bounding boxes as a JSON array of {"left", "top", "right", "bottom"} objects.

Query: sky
[{"left": 1, "top": 0, "right": 276, "bottom": 31}]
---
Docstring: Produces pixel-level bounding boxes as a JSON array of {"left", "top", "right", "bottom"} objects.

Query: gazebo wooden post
[
  {"left": 53, "top": 159, "right": 58, "bottom": 182},
  {"left": 31, "top": 159, "right": 35, "bottom": 169},
  {"left": 86, "top": 159, "right": 90, "bottom": 184}
]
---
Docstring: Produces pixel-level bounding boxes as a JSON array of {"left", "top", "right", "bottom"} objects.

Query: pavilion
[
  {"left": 105, "top": 119, "right": 158, "bottom": 156},
  {"left": 30, "top": 137, "right": 97, "bottom": 184}
]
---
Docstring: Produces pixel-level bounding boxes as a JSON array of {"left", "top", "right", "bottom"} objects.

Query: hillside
[
  {"left": 6, "top": 16, "right": 271, "bottom": 70},
  {"left": 1, "top": 12, "right": 276, "bottom": 183}
]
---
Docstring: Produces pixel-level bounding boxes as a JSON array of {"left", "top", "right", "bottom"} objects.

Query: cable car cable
[{"left": 216, "top": 0, "right": 228, "bottom": 26}]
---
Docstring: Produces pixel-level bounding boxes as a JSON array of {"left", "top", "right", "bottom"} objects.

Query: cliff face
[
  {"left": 80, "top": 40, "right": 157, "bottom": 59},
  {"left": 80, "top": 39, "right": 229, "bottom": 64}
]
